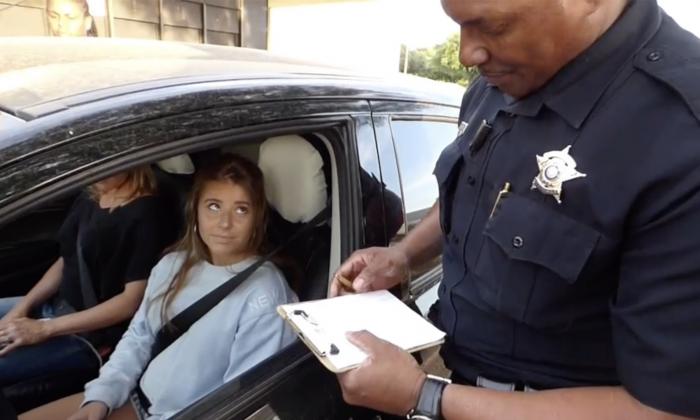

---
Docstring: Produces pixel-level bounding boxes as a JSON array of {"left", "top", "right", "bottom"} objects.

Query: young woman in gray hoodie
[{"left": 21, "top": 154, "right": 298, "bottom": 420}]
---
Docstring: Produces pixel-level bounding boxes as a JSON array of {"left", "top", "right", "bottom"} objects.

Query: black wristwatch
[{"left": 406, "top": 375, "right": 451, "bottom": 420}]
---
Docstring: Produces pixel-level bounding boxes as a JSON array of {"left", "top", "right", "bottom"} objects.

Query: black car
[{"left": 0, "top": 37, "right": 462, "bottom": 419}]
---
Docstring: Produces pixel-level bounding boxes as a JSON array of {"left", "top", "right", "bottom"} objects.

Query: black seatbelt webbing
[
  {"left": 76, "top": 227, "right": 99, "bottom": 309},
  {"left": 136, "top": 206, "right": 330, "bottom": 412}
]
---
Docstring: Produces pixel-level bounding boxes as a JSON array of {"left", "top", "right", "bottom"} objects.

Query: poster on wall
[
  {"left": 0, "top": 0, "right": 249, "bottom": 47},
  {"left": 0, "top": 0, "right": 107, "bottom": 37}
]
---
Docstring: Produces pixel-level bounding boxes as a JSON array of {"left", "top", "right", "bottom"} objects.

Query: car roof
[{"left": 0, "top": 37, "right": 462, "bottom": 120}]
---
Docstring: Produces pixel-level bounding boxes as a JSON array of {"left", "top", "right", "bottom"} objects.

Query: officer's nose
[{"left": 459, "top": 31, "right": 489, "bottom": 67}]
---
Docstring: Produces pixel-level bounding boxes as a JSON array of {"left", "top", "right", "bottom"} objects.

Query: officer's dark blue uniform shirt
[{"left": 433, "top": 0, "right": 700, "bottom": 416}]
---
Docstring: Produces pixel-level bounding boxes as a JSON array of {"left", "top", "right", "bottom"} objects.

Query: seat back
[
  {"left": 152, "top": 154, "right": 195, "bottom": 239},
  {"left": 258, "top": 135, "right": 331, "bottom": 300}
]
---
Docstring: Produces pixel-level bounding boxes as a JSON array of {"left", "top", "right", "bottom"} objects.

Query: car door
[
  {"left": 0, "top": 79, "right": 377, "bottom": 418},
  {"left": 0, "top": 196, "right": 72, "bottom": 298}
]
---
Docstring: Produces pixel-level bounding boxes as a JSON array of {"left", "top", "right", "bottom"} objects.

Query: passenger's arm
[
  {"left": 0, "top": 280, "right": 147, "bottom": 357},
  {"left": 1, "top": 258, "right": 64, "bottom": 321},
  {"left": 82, "top": 280, "right": 158, "bottom": 411},
  {"left": 223, "top": 310, "right": 296, "bottom": 383},
  {"left": 224, "top": 270, "right": 297, "bottom": 382},
  {"left": 43, "top": 279, "right": 146, "bottom": 337},
  {"left": 331, "top": 202, "right": 442, "bottom": 296}
]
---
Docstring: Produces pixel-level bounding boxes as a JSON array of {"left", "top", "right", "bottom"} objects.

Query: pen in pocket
[{"left": 489, "top": 182, "right": 511, "bottom": 219}]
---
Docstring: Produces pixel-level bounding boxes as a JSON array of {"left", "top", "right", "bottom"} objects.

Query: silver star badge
[{"left": 531, "top": 145, "right": 586, "bottom": 204}]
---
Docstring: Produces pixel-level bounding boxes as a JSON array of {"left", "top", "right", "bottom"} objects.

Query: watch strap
[{"left": 409, "top": 375, "right": 450, "bottom": 420}]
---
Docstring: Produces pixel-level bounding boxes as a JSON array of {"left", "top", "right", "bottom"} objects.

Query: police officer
[{"left": 331, "top": 0, "right": 700, "bottom": 418}]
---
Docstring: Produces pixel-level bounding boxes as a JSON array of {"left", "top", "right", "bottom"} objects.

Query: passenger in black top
[
  {"left": 0, "top": 166, "right": 175, "bottom": 390},
  {"left": 332, "top": 0, "right": 700, "bottom": 419}
]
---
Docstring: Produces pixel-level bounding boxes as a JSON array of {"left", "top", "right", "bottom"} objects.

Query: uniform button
[
  {"left": 647, "top": 51, "right": 662, "bottom": 62},
  {"left": 466, "top": 176, "right": 476, "bottom": 186},
  {"left": 512, "top": 236, "right": 524, "bottom": 248}
]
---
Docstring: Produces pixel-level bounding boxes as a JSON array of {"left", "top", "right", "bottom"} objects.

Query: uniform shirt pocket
[{"left": 473, "top": 193, "right": 601, "bottom": 328}]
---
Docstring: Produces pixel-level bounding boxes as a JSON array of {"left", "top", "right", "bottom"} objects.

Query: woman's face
[
  {"left": 47, "top": 0, "right": 92, "bottom": 37},
  {"left": 93, "top": 173, "right": 128, "bottom": 195},
  {"left": 197, "top": 179, "right": 257, "bottom": 266}
]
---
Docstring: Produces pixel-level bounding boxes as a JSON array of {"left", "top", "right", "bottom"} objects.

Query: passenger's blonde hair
[{"left": 89, "top": 165, "right": 156, "bottom": 203}]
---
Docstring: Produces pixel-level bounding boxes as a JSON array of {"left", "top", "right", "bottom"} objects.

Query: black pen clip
[{"left": 469, "top": 119, "right": 492, "bottom": 156}]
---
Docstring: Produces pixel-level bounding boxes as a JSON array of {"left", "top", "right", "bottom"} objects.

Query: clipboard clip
[{"left": 292, "top": 310, "right": 340, "bottom": 356}]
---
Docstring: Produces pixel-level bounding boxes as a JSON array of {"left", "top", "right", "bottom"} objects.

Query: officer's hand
[
  {"left": 337, "top": 330, "right": 426, "bottom": 415},
  {"left": 330, "top": 247, "right": 409, "bottom": 297}
]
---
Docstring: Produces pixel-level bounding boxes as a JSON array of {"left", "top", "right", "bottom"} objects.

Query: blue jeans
[{"left": 0, "top": 296, "right": 101, "bottom": 387}]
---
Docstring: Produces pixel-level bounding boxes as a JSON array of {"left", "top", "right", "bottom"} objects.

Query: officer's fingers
[
  {"left": 352, "top": 261, "right": 394, "bottom": 292},
  {"left": 337, "top": 369, "right": 362, "bottom": 406},
  {"left": 329, "top": 278, "right": 341, "bottom": 298},
  {"left": 335, "top": 250, "right": 372, "bottom": 280},
  {"left": 330, "top": 273, "right": 355, "bottom": 297},
  {"left": 346, "top": 330, "right": 394, "bottom": 357}
]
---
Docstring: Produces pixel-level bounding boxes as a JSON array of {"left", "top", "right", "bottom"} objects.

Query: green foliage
[{"left": 399, "top": 34, "right": 479, "bottom": 86}]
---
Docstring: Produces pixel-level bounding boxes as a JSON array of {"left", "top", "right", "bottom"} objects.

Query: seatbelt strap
[{"left": 76, "top": 226, "right": 99, "bottom": 309}]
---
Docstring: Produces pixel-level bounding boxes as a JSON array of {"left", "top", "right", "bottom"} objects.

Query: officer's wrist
[
  {"left": 391, "top": 242, "right": 414, "bottom": 270},
  {"left": 406, "top": 371, "right": 428, "bottom": 414},
  {"left": 407, "top": 374, "right": 451, "bottom": 420}
]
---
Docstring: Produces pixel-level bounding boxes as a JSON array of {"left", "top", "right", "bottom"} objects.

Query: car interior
[{"left": 0, "top": 131, "right": 340, "bottom": 413}]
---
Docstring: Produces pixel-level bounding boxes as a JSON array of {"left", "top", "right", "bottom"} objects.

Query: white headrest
[
  {"left": 156, "top": 154, "right": 195, "bottom": 175},
  {"left": 258, "top": 135, "right": 327, "bottom": 223}
]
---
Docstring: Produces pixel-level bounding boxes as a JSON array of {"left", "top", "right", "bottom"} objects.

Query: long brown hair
[{"left": 157, "top": 154, "right": 268, "bottom": 325}]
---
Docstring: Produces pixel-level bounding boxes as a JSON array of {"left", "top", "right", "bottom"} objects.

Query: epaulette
[{"left": 634, "top": 15, "right": 700, "bottom": 122}]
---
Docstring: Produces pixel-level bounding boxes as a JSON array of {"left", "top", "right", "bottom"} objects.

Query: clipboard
[{"left": 277, "top": 290, "right": 446, "bottom": 373}]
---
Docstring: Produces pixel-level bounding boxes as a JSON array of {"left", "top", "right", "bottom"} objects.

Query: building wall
[{"left": 0, "top": 0, "right": 264, "bottom": 47}]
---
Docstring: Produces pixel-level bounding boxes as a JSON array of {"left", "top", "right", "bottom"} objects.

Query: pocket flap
[
  {"left": 485, "top": 193, "right": 600, "bottom": 284},
  {"left": 433, "top": 140, "right": 463, "bottom": 184}
]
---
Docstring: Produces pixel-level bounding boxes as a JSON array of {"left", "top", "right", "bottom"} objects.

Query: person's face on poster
[{"left": 47, "top": 0, "right": 93, "bottom": 36}]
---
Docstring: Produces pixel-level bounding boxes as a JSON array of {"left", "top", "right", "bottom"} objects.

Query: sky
[{"left": 394, "top": 0, "right": 700, "bottom": 49}]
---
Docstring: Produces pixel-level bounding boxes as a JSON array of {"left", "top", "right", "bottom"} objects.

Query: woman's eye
[
  {"left": 207, "top": 203, "right": 220, "bottom": 212},
  {"left": 235, "top": 206, "right": 249, "bottom": 215}
]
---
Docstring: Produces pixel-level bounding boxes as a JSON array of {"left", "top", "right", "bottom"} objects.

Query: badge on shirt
[{"left": 531, "top": 145, "right": 586, "bottom": 204}]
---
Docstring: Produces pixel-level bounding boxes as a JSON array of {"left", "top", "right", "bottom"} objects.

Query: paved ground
[{"left": 420, "top": 346, "right": 451, "bottom": 378}]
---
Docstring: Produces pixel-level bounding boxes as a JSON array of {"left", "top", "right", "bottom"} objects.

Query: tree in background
[{"left": 400, "top": 34, "right": 479, "bottom": 86}]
